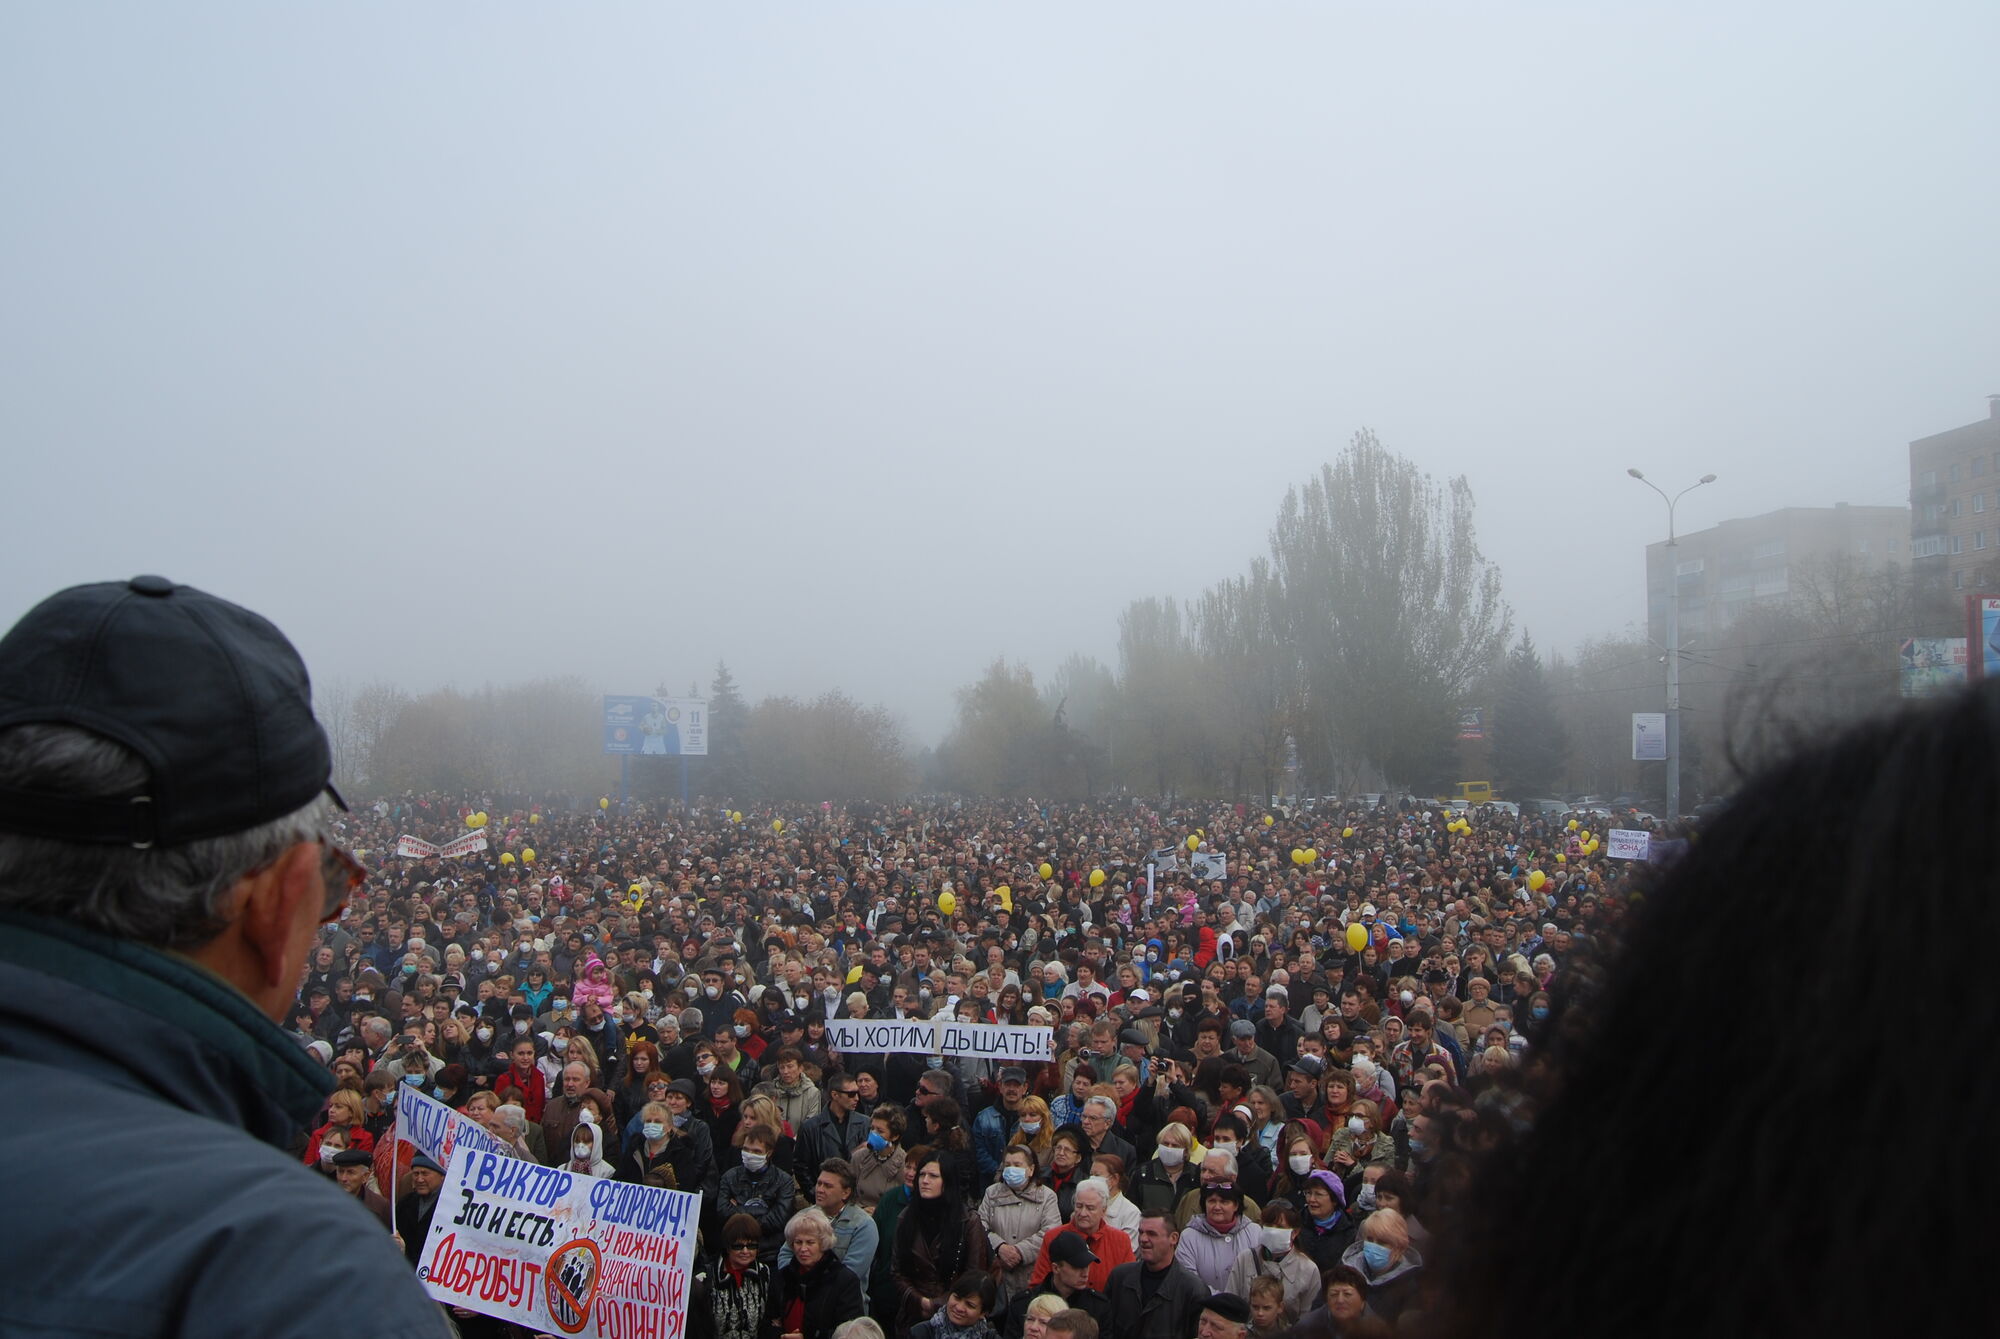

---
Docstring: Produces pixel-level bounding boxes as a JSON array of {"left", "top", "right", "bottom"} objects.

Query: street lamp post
[{"left": 1627, "top": 468, "right": 1717, "bottom": 820}]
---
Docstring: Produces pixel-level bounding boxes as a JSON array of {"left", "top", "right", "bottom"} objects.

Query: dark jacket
[
  {"left": 0, "top": 911, "right": 449, "bottom": 1338},
  {"left": 395, "top": 1190, "right": 442, "bottom": 1266},
  {"left": 1104, "top": 1259, "right": 1208, "bottom": 1339},
  {"left": 714, "top": 1161, "right": 800, "bottom": 1263},
  {"left": 770, "top": 1251, "right": 867, "bottom": 1339},
  {"left": 1001, "top": 1281, "right": 1110, "bottom": 1339},
  {"left": 795, "top": 1105, "right": 870, "bottom": 1191}
]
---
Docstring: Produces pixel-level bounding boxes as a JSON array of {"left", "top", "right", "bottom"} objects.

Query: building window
[
  {"left": 1674, "top": 558, "right": 1704, "bottom": 576},
  {"left": 1921, "top": 470, "right": 1939, "bottom": 487},
  {"left": 1978, "top": 494, "right": 1987, "bottom": 513},
  {"left": 1926, "top": 503, "right": 1945, "bottom": 522},
  {"left": 1955, "top": 570, "right": 1966, "bottom": 590},
  {"left": 1914, "top": 535, "right": 1947, "bottom": 557},
  {"left": 1978, "top": 532, "right": 1988, "bottom": 551},
  {"left": 1860, "top": 538, "right": 1872, "bottom": 555},
  {"left": 1977, "top": 457, "right": 1989, "bottom": 478},
  {"left": 1951, "top": 535, "right": 1965, "bottom": 555},
  {"left": 1950, "top": 463, "right": 1962, "bottom": 483},
  {"left": 1751, "top": 539, "right": 1785, "bottom": 560},
  {"left": 1952, "top": 498, "right": 1964, "bottom": 518},
  {"left": 1889, "top": 538, "right": 1900, "bottom": 554}
]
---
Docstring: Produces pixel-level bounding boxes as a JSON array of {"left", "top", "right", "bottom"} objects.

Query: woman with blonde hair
[
  {"left": 1011, "top": 1095, "right": 1053, "bottom": 1164},
  {"left": 1020, "top": 1291, "right": 1067, "bottom": 1339},
  {"left": 303, "top": 1088, "right": 374, "bottom": 1165},
  {"left": 736, "top": 1092, "right": 798, "bottom": 1181}
]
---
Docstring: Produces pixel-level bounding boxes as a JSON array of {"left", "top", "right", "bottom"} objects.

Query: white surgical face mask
[
  {"left": 741, "top": 1151, "right": 768, "bottom": 1173},
  {"left": 513, "top": 1021, "right": 529, "bottom": 1035},
  {"left": 1348, "top": 1116, "right": 1368, "bottom": 1137},
  {"left": 1262, "top": 1227, "right": 1292, "bottom": 1254},
  {"left": 318, "top": 1144, "right": 341, "bottom": 1164},
  {"left": 476, "top": 1027, "right": 493, "bottom": 1042},
  {"left": 1158, "top": 1146, "right": 1185, "bottom": 1168},
  {"left": 1019, "top": 1120, "right": 1042, "bottom": 1135},
  {"left": 1288, "top": 1153, "right": 1313, "bottom": 1175}
]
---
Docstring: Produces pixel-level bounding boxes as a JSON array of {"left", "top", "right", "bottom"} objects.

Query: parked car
[
  {"left": 1521, "top": 798, "right": 1571, "bottom": 818},
  {"left": 1478, "top": 800, "right": 1520, "bottom": 817}
]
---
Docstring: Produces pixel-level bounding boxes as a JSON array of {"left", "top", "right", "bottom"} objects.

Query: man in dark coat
[
  {"left": 395, "top": 1153, "right": 447, "bottom": 1265},
  {"left": 0, "top": 576, "right": 449, "bottom": 1337},
  {"left": 1104, "top": 1213, "right": 1207, "bottom": 1339}
]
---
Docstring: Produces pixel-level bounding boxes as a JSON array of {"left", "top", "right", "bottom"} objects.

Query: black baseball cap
[
  {"left": 1048, "top": 1232, "right": 1099, "bottom": 1267},
  {"left": 0, "top": 576, "right": 342, "bottom": 846}
]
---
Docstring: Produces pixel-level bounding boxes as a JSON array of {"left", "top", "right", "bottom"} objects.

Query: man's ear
[{"left": 239, "top": 841, "right": 322, "bottom": 990}]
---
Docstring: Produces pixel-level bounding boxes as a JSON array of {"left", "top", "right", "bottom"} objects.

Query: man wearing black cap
[
  {"left": 1196, "top": 1293, "right": 1253, "bottom": 1339},
  {"left": 0, "top": 577, "right": 449, "bottom": 1337},
  {"left": 332, "top": 1146, "right": 395, "bottom": 1230},
  {"left": 397, "top": 1153, "right": 448, "bottom": 1266},
  {"left": 1002, "top": 1230, "right": 1111, "bottom": 1339}
]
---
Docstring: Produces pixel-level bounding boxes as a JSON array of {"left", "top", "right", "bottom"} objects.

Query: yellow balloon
[
  {"left": 1185, "top": 835, "right": 1200, "bottom": 852},
  {"left": 938, "top": 891, "right": 957, "bottom": 915},
  {"left": 846, "top": 964, "right": 863, "bottom": 984},
  {"left": 1263, "top": 815, "right": 1274, "bottom": 826},
  {"left": 772, "top": 819, "right": 785, "bottom": 833},
  {"left": 1089, "top": 869, "right": 1106, "bottom": 888},
  {"left": 1579, "top": 830, "right": 1591, "bottom": 843},
  {"left": 1442, "top": 809, "right": 1452, "bottom": 819},
  {"left": 1586, "top": 839, "right": 1600, "bottom": 854},
  {"left": 528, "top": 813, "right": 540, "bottom": 824},
  {"left": 730, "top": 810, "right": 742, "bottom": 823},
  {"left": 465, "top": 814, "right": 480, "bottom": 828},
  {"left": 1556, "top": 853, "right": 1566, "bottom": 864},
  {"left": 1290, "top": 848, "right": 1305, "bottom": 865},
  {"left": 1346, "top": 923, "right": 1368, "bottom": 952},
  {"left": 599, "top": 797, "right": 610, "bottom": 810},
  {"left": 521, "top": 848, "right": 536, "bottom": 863},
  {"left": 1527, "top": 870, "right": 1546, "bottom": 892},
  {"left": 1566, "top": 819, "right": 1578, "bottom": 832},
  {"left": 500, "top": 852, "right": 516, "bottom": 865},
  {"left": 1341, "top": 827, "right": 1355, "bottom": 839},
  {"left": 1037, "top": 862, "right": 1053, "bottom": 880},
  {"left": 1304, "top": 848, "right": 1318, "bottom": 864},
  {"left": 997, "top": 886, "right": 1013, "bottom": 911}
]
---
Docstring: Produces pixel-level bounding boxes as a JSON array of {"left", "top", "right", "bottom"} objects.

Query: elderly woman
[
  {"left": 1019, "top": 1292, "right": 1068, "bottom": 1339},
  {"left": 771, "top": 1207, "right": 866, "bottom": 1339},
  {"left": 1175, "top": 1184, "right": 1261, "bottom": 1292},
  {"left": 690, "top": 1213, "right": 773, "bottom": 1339},
  {"left": 1337, "top": 1206, "right": 1422, "bottom": 1323},
  {"left": 979, "top": 1144, "right": 1059, "bottom": 1304},
  {"left": 1324, "top": 1099, "right": 1394, "bottom": 1195},
  {"left": 1089, "top": 1153, "right": 1141, "bottom": 1251}
]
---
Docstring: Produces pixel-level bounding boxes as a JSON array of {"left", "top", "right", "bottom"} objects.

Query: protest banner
[
  {"left": 1189, "top": 851, "right": 1228, "bottom": 881},
  {"left": 397, "top": 1087, "right": 515, "bottom": 1168},
  {"left": 825, "top": 1017, "right": 1053, "bottom": 1061},
  {"left": 440, "top": 831, "right": 490, "bottom": 858},
  {"left": 418, "top": 1146, "right": 702, "bottom": 1339},
  {"left": 397, "top": 835, "right": 441, "bottom": 858},
  {"left": 1606, "top": 829, "right": 1651, "bottom": 861}
]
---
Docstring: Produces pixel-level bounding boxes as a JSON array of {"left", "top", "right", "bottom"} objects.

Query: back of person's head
[
  {"left": 0, "top": 580, "right": 342, "bottom": 949},
  {"left": 1433, "top": 683, "right": 2000, "bottom": 1337},
  {"left": 1045, "top": 1309, "right": 1099, "bottom": 1339}
]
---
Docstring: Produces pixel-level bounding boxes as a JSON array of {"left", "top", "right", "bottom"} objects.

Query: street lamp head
[
  {"left": 1626, "top": 468, "right": 1645, "bottom": 479},
  {"left": 1699, "top": 474, "right": 1716, "bottom": 485}
]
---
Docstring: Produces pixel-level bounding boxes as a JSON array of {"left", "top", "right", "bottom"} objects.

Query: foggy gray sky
[{"left": 5, "top": 3, "right": 1997, "bottom": 745}]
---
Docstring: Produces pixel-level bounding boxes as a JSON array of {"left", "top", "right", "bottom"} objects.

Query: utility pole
[{"left": 1627, "top": 468, "right": 1717, "bottom": 819}]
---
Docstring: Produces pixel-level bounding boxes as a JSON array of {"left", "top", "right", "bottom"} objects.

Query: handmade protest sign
[
  {"left": 418, "top": 1146, "right": 702, "bottom": 1338},
  {"left": 824, "top": 1017, "right": 1053, "bottom": 1061},
  {"left": 1606, "top": 829, "right": 1651, "bottom": 861}
]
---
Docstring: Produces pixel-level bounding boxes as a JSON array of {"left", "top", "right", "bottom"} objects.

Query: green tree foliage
[
  {"left": 936, "top": 659, "right": 1056, "bottom": 796},
  {"left": 740, "top": 690, "right": 913, "bottom": 801},
  {"left": 1269, "top": 430, "right": 1511, "bottom": 790},
  {"left": 1489, "top": 635, "right": 1567, "bottom": 796}
]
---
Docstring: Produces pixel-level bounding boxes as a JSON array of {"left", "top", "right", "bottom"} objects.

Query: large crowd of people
[
  {"left": 11, "top": 575, "right": 1988, "bottom": 1339},
  {"left": 294, "top": 784, "right": 1628, "bottom": 1338}
]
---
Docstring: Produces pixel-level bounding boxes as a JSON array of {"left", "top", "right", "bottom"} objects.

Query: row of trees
[
  {"left": 320, "top": 665, "right": 912, "bottom": 803},
  {"left": 321, "top": 430, "right": 1958, "bottom": 807},
  {"left": 931, "top": 431, "right": 1515, "bottom": 798}
]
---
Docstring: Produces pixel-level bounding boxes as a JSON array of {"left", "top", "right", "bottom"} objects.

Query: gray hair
[
  {"left": 1072, "top": 1175, "right": 1110, "bottom": 1207},
  {"left": 1082, "top": 1094, "right": 1118, "bottom": 1120},
  {"left": 496, "top": 1106, "right": 528, "bottom": 1133},
  {"left": 1204, "top": 1146, "right": 1239, "bottom": 1177},
  {"left": 0, "top": 724, "right": 337, "bottom": 949},
  {"left": 831, "top": 1321, "right": 887, "bottom": 1339},
  {"left": 784, "top": 1206, "right": 836, "bottom": 1250}
]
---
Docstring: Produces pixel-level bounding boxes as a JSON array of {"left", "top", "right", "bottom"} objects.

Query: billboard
[
  {"left": 1631, "top": 713, "right": 1667, "bottom": 762},
  {"left": 602, "top": 697, "right": 708, "bottom": 756},
  {"left": 1968, "top": 597, "right": 2000, "bottom": 681},
  {"left": 1899, "top": 637, "right": 1966, "bottom": 697},
  {"left": 1456, "top": 708, "right": 1485, "bottom": 740}
]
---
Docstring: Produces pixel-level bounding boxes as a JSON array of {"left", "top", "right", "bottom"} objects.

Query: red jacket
[
  {"left": 301, "top": 1121, "right": 375, "bottom": 1167},
  {"left": 496, "top": 1064, "right": 547, "bottom": 1122}
]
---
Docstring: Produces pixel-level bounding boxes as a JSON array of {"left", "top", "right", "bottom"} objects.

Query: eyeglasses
[
  {"left": 727, "top": 1241, "right": 759, "bottom": 1253},
  {"left": 319, "top": 838, "right": 368, "bottom": 922}
]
